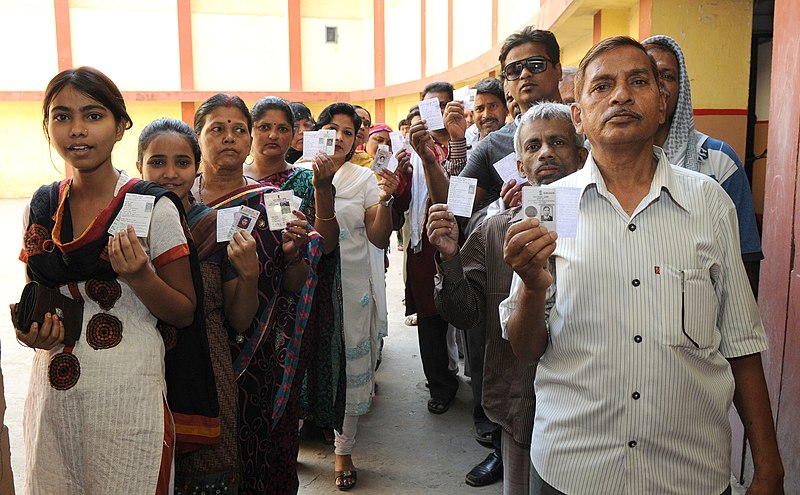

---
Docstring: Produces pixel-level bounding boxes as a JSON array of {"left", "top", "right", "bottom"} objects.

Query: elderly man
[
  {"left": 501, "top": 36, "right": 783, "bottom": 495},
  {"left": 428, "top": 102, "right": 586, "bottom": 492}
]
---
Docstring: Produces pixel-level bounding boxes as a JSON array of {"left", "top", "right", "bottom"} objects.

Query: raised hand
[
  {"left": 282, "top": 210, "right": 310, "bottom": 258},
  {"left": 227, "top": 230, "right": 259, "bottom": 282},
  {"left": 109, "top": 225, "right": 150, "bottom": 284},
  {"left": 426, "top": 204, "right": 459, "bottom": 261},
  {"left": 443, "top": 101, "right": 467, "bottom": 141},
  {"left": 409, "top": 120, "right": 437, "bottom": 165},
  {"left": 501, "top": 178, "right": 525, "bottom": 208},
  {"left": 503, "top": 218, "right": 557, "bottom": 292},
  {"left": 377, "top": 168, "right": 400, "bottom": 202},
  {"left": 312, "top": 152, "right": 336, "bottom": 190}
]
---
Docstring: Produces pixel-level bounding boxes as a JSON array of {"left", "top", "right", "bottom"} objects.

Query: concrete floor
[
  {"left": 296, "top": 241, "right": 501, "bottom": 494},
  {"left": 0, "top": 198, "right": 749, "bottom": 494}
]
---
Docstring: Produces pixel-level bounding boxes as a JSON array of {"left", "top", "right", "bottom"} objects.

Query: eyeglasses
[{"left": 501, "top": 56, "right": 552, "bottom": 81}]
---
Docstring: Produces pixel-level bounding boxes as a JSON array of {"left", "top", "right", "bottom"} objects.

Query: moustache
[
  {"left": 533, "top": 160, "right": 561, "bottom": 173},
  {"left": 604, "top": 109, "right": 643, "bottom": 123}
]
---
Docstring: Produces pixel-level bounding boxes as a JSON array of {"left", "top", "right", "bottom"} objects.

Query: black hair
[
  {"left": 499, "top": 27, "right": 561, "bottom": 71},
  {"left": 473, "top": 77, "right": 505, "bottom": 104},
  {"left": 576, "top": 36, "right": 661, "bottom": 99},
  {"left": 398, "top": 118, "right": 409, "bottom": 128},
  {"left": 406, "top": 106, "right": 420, "bottom": 121},
  {"left": 251, "top": 96, "right": 294, "bottom": 130},
  {"left": 422, "top": 81, "right": 454, "bottom": 102},
  {"left": 193, "top": 93, "right": 252, "bottom": 135},
  {"left": 289, "top": 101, "right": 314, "bottom": 124},
  {"left": 137, "top": 118, "right": 201, "bottom": 168},
  {"left": 42, "top": 66, "right": 132, "bottom": 142},
  {"left": 353, "top": 104, "right": 372, "bottom": 119},
  {"left": 315, "top": 102, "right": 361, "bottom": 161}
]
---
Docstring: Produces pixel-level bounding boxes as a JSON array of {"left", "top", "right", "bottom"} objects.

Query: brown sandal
[{"left": 335, "top": 470, "right": 358, "bottom": 491}]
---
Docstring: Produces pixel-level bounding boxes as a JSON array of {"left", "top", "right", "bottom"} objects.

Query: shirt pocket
[{"left": 661, "top": 266, "right": 718, "bottom": 349}]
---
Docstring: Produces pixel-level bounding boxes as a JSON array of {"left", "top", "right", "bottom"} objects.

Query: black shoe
[{"left": 465, "top": 451, "right": 503, "bottom": 487}]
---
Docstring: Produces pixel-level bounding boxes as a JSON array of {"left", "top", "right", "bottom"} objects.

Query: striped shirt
[{"left": 499, "top": 147, "right": 768, "bottom": 495}]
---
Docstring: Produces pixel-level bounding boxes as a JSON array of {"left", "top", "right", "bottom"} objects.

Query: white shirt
[{"left": 499, "top": 147, "right": 767, "bottom": 495}]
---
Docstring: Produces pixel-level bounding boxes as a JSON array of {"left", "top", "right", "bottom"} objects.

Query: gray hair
[{"left": 513, "top": 102, "right": 583, "bottom": 158}]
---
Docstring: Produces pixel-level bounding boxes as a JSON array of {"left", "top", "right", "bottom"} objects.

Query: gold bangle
[{"left": 315, "top": 213, "right": 336, "bottom": 221}]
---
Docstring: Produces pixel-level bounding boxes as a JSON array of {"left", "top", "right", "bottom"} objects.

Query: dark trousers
[
  {"left": 417, "top": 314, "right": 459, "bottom": 401},
  {"left": 530, "top": 466, "right": 732, "bottom": 495},
  {"left": 464, "top": 322, "right": 500, "bottom": 439}
]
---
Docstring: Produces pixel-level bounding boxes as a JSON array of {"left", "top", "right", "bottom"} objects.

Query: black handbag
[{"left": 13, "top": 281, "right": 84, "bottom": 346}]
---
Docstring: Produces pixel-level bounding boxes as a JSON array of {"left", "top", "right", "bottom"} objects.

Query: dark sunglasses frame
[{"left": 501, "top": 56, "right": 553, "bottom": 81}]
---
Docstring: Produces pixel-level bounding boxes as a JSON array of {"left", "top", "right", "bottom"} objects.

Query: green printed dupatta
[
  {"left": 205, "top": 182, "right": 322, "bottom": 428},
  {"left": 259, "top": 166, "right": 346, "bottom": 432}
]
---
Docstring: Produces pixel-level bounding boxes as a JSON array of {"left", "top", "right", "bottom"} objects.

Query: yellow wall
[
  {"left": 71, "top": 5, "right": 181, "bottom": 91},
  {"left": 0, "top": 1, "right": 57, "bottom": 91},
  {"left": 0, "top": 102, "right": 181, "bottom": 198},
  {"left": 497, "top": 0, "right": 540, "bottom": 46},
  {"left": 452, "top": 0, "right": 493, "bottom": 67},
  {"left": 385, "top": 0, "right": 422, "bottom": 85},
  {"left": 424, "top": 0, "right": 448, "bottom": 76},
  {"left": 193, "top": 11, "right": 290, "bottom": 91},
  {"left": 650, "top": 0, "right": 753, "bottom": 110},
  {"left": 301, "top": 17, "right": 374, "bottom": 91}
]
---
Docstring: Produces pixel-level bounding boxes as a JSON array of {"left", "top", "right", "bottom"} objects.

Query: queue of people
[{"left": 11, "top": 23, "right": 785, "bottom": 495}]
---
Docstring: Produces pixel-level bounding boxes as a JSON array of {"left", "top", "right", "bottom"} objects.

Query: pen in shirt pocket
[{"left": 680, "top": 270, "right": 699, "bottom": 348}]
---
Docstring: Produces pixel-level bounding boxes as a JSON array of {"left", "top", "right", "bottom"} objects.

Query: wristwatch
[{"left": 380, "top": 195, "right": 394, "bottom": 207}]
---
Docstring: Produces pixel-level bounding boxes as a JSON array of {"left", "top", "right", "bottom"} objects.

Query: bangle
[{"left": 315, "top": 213, "right": 336, "bottom": 221}]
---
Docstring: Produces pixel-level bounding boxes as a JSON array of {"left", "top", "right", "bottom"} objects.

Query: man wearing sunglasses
[{"left": 444, "top": 27, "right": 564, "bottom": 214}]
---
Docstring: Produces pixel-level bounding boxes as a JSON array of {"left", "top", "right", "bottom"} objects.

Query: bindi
[{"left": 227, "top": 119, "right": 231, "bottom": 123}]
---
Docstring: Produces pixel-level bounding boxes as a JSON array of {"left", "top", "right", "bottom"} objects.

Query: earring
[{"left": 244, "top": 154, "right": 254, "bottom": 166}]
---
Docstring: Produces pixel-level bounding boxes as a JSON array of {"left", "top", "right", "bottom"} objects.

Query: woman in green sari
[{"left": 244, "top": 96, "right": 346, "bottom": 440}]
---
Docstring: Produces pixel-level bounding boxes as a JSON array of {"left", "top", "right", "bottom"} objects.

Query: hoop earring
[{"left": 244, "top": 154, "right": 254, "bottom": 166}]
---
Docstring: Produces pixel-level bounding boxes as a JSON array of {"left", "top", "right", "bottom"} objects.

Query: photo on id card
[{"left": 522, "top": 186, "right": 556, "bottom": 231}]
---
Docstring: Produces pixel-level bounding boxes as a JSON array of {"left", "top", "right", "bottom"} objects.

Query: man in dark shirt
[{"left": 452, "top": 27, "right": 564, "bottom": 211}]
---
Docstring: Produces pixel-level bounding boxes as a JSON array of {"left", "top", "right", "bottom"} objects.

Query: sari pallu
[
  {"left": 260, "top": 167, "right": 346, "bottom": 432},
  {"left": 206, "top": 182, "right": 322, "bottom": 494},
  {"left": 173, "top": 202, "right": 241, "bottom": 494}
]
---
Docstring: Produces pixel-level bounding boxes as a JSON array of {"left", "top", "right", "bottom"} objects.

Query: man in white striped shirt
[{"left": 499, "top": 36, "right": 784, "bottom": 495}]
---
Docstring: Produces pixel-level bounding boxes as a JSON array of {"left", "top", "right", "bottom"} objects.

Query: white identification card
[
  {"left": 302, "top": 129, "right": 336, "bottom": 160},
  {"left": 389, "top": 131, "right": 405, "bottom": 153},
  {"left": 108, "top": 193, "right": 155, "bottom": 237},
  {"left": 292, "top": 195, "right": 303, "bottom": 212},
  {"left": 418, "top": 97, "right": 445, "bottom": 131},
  {"left": 264, "top": 190, "right": 296, "bottom": 231},
  {"left": 230, "top": 205, "right": 260, "bottom": 239},
  {"left": 447, "top": 176, "right": 478, "bottom": 218},
  {"left": 492, "top": 152, "right": 528, "bottom": 186},
  {"left": 453, "top": 86, "right": 477, "bottom": 111},
  {"left": 216, "top": 207, "right": 239, "bottom": 242},
  {"left": 371, "top": 144, "right": 399, "bottom": 173},
  {"left": 522, "top": 186, "right": 581, "bottom": 237}
]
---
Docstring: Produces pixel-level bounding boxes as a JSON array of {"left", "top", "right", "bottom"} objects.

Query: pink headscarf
[{"left": 368, "top": 123, "right": 392, "bottom": 136}]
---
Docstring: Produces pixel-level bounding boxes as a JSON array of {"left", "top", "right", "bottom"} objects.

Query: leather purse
[{"left": 13, "top": 281, "right": 84, "bottom": 346}]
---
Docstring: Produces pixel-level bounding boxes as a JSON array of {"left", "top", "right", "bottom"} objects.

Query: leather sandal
[
  {"left": 427, "top": 397, "right": 451, "bottom": 414},
  {"left": 335, "top": 469, "right": 358, "bottom": 491}
]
